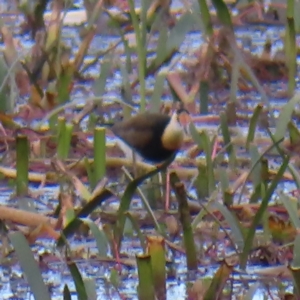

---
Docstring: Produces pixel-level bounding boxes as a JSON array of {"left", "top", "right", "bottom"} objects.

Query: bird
[{"left": 110, "top": 108, "right": 191, "bottom": 164}]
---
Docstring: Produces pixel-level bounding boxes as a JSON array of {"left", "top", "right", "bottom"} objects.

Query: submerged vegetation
[{"left": 1, "top": 0, "right": 300, "bottom": 299}]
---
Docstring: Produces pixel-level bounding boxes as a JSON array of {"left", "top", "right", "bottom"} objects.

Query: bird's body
[{"left": 111, "top": 109, "right": 190, "bottom": 163}]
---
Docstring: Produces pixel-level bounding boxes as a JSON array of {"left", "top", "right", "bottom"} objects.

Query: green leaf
[
  {"left": 190, "top": 125, "right": 215, "bottom": 194},
  {"left": 63, "top": 284, "right": 72, "bottom": 300},
  {"left": 280, "top": 194, "right": 300, "bottom": 229},
  {"left": 249, "top": 144, "right": 262, "bottom": 188},
  {"left": 167, "top": 11, "right": 195, "bottom": 53},
  {"left": 211, "top": 0, "right": 233, "bottom": 29},
  {"left": 218, "top": 167, "right": 229, "bottom": 194},
  {"left": 150, "top": 72, "right": 166, "bottom": 113},
  {"left": 83, "top": 278, "right": 97, "bottom": 300},
  {"left": 9, "top": 232, "right": 51, "bottom": 300},
  {"left": 67, "top": 260, "right": 88, "bottom": 300},
  {"left": 114, "top": 154, "right": 175, "bottom": 249},
  {"left": 288, "top": 163, "right": 300, "bottom": 190},
  {"left": 125, "top": 212, "right": 147, "bottom": 252},
  {"left": 237, "top": 138, "right": 283, "bottom": 204},
  {"left": 198, "top": 0, "right": 213, "bottom": 36},
  {"left": 57, "top": 189, "right": 114, "bottom": 247},
  {"left": 110, "top": 268, "right": 121, "bottom": 288},
  {"left": 291, "top": 235, "right": 300, "bottom": 297},
  {"left": 246, "top": 104, "right": 263, "bottom": 149},
  {"left": 213, "top": 201, "right": 244, "bottom": 250},
  {"left": 288, "top": 121, "right": 300, "bottom": 145},
  {"left": 220, "top": 112, "right": 236, "bottom": 166},
  {"left": 199, "top": 81, "right": 209, "bottom": 115},
  {"left": 81, "top": 218, "right": 109, "bottom": 257},
  {"left": 154, "top": 25, "right": 168, "bottom": 66},
  {"left": 120, "top": 63, "right": 133, "bottom": 104},
  {"left": 240, "top": 156, "right": 290, "bottom": 269},
  {"left": 93, "top": 54, "right": 112, "bottom": 97},
  {"left": 286, "top": 1, "right": 296, "bottom": 94},
  {"left": 274, "top": 93, "right": 300, "bottom": 141}
]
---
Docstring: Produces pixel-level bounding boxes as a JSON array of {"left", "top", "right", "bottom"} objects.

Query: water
[{"left": 0, "top": 1, "right": 298, "bottom": 299}]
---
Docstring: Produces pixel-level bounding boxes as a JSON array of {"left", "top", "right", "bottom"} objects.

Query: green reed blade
[
  {"left": 170, "top": 172, "right": 198, "bottom": 270},
  {"left": 114, "top": 154, "right": 175, "bottom": 250},
  {"left": 16, "top": 134, "right": 29, "bottom": 196},
  {"left": 57, "top": 117, "right": 73, "bottom": 160},
  {"left": 150, "top": 71, "right": 166, "bottom": 113},
  {"left": 274, "top": 93, "right": 300, "bottom": 141},
  {"left": 128, "top": 0, "right": 146, "bottom": 112},
  {"left": 198, "top": 0, "right": 213, "bottom": 36},
  {"left": 93, "top": 127, "right": 106, "bottom": 187},
  {"left": 211, "top": 0, "right": 233, "bottom": 29},
  {"left": 246, "top": 104, "right": 263, "bottom": 149},
  {"left": 220, "top": 112, "right": 236, "bottom": 166},
  {"left": 67, "top": 259, "right": 88, "bottom": 300},
  {"left": 63, "top": 284, "right": 72, "bottom": 300},
  {"left": 240, "top": 156, "right": 289, "bottom": 269},
  {"left": 9, "top": 231, "right": 51, "bottom": 300},
  {"left": 286, "top": 0, "right": 296, "bottom": 95},
  {"left": 136, "top": 254, "right": 155, "bottom": 300},
  {"left": 199, "top": 80, "right": 209, "bottom": 115},
  {"left": 147, "top": 236, "right": 166, "bottom": 300}
]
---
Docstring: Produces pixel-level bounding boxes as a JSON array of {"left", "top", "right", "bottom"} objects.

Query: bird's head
[{"left": 172, "top": 108, "right": 191, "bottom": 135}]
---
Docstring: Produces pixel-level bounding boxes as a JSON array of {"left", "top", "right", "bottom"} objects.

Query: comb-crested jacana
[
  {"left": 111, "top": 108, "right": 191, "bottom": 163},
  {"left": 110, "top": 108, "right": 191, "bottom": 210}
]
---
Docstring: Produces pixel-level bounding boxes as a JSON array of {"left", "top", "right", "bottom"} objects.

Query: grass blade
[
  {"left": 128, "top": 0, "right": 147, "bottom": 112},
  {"left": 246, "top": 104, "right": 263, "bottom": 149},
  {"left": 63, "top": 284, "right": 72, "bottom": 300},
  {"left": 280, "top": 194, "right": 300, "bottom": 229},
  {"left": 57, "top": 188, "right": 113, "bottom": 246},
  {"left": 211, "top": 0, "right": 233, "bottom": 29},
  {"left": 249, "top": 144, "right": 262, "bottom": 188},
  {"left": 93, "top": 127, "right": 106, "bottom": 187},
  {"left": 136, "top": 254, "right": 155, "bottom": 299},
  {"left": 150, "top": 71, "right": 166, "bottom": 112},
  {"left": 9, "top": 232, "right": 51, "bottom": 300},
  {"left": 203, "top": 260, "right": 234, "bottom": 299},
  {"left": 67, "top": 259, "right": 88, "bottom": 300},
  {"left": 240, "top": 156, "right": 290, "bottom": 269},
  {"left": 16, "top": 134, "right": 29, "bottom": 196},
  {"left": 213, "top": 201, "right": 244, "bottom": 250},
  {"left": 198, "top": 0, "right": 213, "bottom": 36},
  {"left": 220, "top": 112, "right": 236, "bottom": 166},
  {"left": 81, "top": 218, "right": 109, "bottom": 257},
  {"left": 93, "top": 54, "right": 111, "bottom": 97},
  {"left": 199, "top": 81, "right": 209, "bottom": 115},
  {"left": 114, "top": 154, "right": 175, "bottom": 250},
  {"left": 83, "top": 278, "right": 97, "bottom": 300},
  {"left": 170, "top": 172, "right": 197, "bottom": 270},
  {"left": 274, "top": 93, "right": 300, "bottom": 141},
  {"left": 167, "top": 11, "right": 194, "bottom": 53},
  {"left": 286, "top": 0, "right": 296, "bottom": 95},
  {"left": 190, "top": 124, "right": 215, "bottom": 194},
  {"left": 291, "top": 234, "right": 300, "bottom": 297}
]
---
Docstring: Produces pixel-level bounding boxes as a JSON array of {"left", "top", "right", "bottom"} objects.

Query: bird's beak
[{"left": 178, "top": 112, "right": 191, "bottom": 135}]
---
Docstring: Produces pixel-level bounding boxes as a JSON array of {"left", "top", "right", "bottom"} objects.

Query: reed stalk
[
  {"left": 93, "top": 127, "right": 106, "bottom": 187},
  {"left": 128, "top": 0, "right": 147, "bottom": 112},
  {"left": 286, "top": 0, "right": 296, "bottom": 95},
  {"left": 57, "top": 116, "right": 73, "bottom": 160},
  {"left": 147, "top": 236, "right": 166, "bottom": 300},
  {"left": 136, "top": 254, "right": 155, "bottom": 300},
  {"left": 16, "top": 135, "right": 29, "bottom": 196},
  {"left": 170, "top": 172, "right": 197, "bottom": 270}
]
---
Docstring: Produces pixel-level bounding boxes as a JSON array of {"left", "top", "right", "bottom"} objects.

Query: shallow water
[{"left": 0, "top": 1, "right": 298, "bottom": 299}]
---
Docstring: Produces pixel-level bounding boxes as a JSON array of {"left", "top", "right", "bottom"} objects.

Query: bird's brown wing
[{"left": 111, "top": 113, "right": 170, "bottom": 151}]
